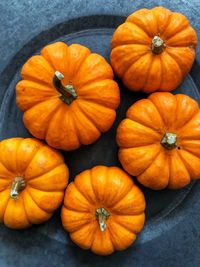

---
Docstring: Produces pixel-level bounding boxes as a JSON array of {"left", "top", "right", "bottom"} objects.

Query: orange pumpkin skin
[
  {"left": 110, "top": 6, "right": 198, "bottom": 93},
  {"left": 61, "top": 166, "right": 145, "bottom": 255},
  {"left": 0, "top": 138, "right": 69, "bottom": 229},
  {"left": 117, "top": 92, "right": 200, "bottom": 190},
  {"left": 16, "top": 42, "right": 120, "bottom": 151}
]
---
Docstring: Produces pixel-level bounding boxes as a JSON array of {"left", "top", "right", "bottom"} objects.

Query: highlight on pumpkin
[
  {"left": 61, "top": 165, "right": 146, "bottom": 256},
  {"left": 110, "top": 6, "right": 198, "bottom": 93},
  {"left": 0, "top": 138, "right": 69, "bottom": 229},
  {"left": 116, "top": 92, "right": 200, "bottom": 190},
  {"left": 16, "top": 42, "right": 120, "bottom": 151}
]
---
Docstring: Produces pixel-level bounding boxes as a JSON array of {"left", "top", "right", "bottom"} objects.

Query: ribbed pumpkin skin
[
  {"left": 0, "top": 138, "right": 69, "bottom": 229},
  {"left": 61, "top": 166, "right": 145, "bottom": 255},
  {"left": 16, "top": 42, "right": 120, "bottom": 151},
  {"left": 117, "top": 92, "right": 200, "bottom": 190},
  {"left": 110, "top": 6, "right": 198, "bottom": 93}
]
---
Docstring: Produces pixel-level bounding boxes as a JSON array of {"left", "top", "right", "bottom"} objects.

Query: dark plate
[{"left": 1, "top": 2, "right": 200, "bottom": 267}]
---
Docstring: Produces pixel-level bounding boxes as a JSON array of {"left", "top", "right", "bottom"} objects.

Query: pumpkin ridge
[
  {"left": 1, "top": 189, "right": 10, "bottom": 222},
  {"left": 0, "top": 162, "right": 14, "bottom": 179},
  {"left": 125, "top": 20, "right": 152, "bottom": 38},
  {"left": 143, "top": 55, "right": 155, "bottom": 91},
  {"left": 26, "top": 187, "right": 52, "bottom": 214}
]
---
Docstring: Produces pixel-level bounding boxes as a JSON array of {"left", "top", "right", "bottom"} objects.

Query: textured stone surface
[{"left": 0, "top": 0, "right": 200, "bottom": 266}]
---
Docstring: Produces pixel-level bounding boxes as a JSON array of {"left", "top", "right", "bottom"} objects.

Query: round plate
[{"left": 1, "top": 6, "right": 200, "bottom": 267}]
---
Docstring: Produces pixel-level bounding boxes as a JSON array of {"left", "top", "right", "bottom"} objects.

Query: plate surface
[{"left": 0, "top": 1, "right": 200, "bottom": 267}]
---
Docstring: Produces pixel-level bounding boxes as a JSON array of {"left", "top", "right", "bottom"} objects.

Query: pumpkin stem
[
  {"left": 96, "top": 207, "right": 110, "bottom": 232},
  {"left": 53, "top": 71, "right": 77, "bottom": 105},
  {"left": 151, "top": 36, "right": 166, "bottom": 54},
  {"left": 10, "top": 177, "right": 26, "bottom": 199},
  {"left": 161, "top": 132, "right": 177, "bottom": 150}
]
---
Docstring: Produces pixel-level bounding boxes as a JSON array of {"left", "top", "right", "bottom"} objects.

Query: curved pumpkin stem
[
  {"left": 96, "top": 207, "right": 110, "bottom": 232},
  {"left": 161, "top": 132, "right": 177, "bottom": 150},
  {"left": 151, "top": 36, "right": 166, "bottom": 54},
  {"left": 10, "top": 177, "right": 26, "bottom": 199},
  {"left": 53, "top": 71, "right": 77, "bottom": 105}
]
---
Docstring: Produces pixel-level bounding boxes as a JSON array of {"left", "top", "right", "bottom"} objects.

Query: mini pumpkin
[
  {"left": 117, "top": 92, "right": 200, "bottom": 190},
  {"left": 110, "top": 6, "right": 198, "bottom": 93},
  {"left": 0, "top": 138, "right": 69, "bottom": 229},
  {"left": 16, "top": 42, "right": 120, "bottom": 151},
  {"left": 61, "top": 165, "right": 145, "bottom": 255}
]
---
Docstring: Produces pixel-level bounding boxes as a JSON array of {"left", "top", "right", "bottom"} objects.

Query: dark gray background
[{"left": 0, "top": 1, "right": 200, "bottom": 267}]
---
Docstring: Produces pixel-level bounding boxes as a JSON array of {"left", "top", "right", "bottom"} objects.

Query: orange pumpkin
[
  {"left": 117, "top": 92, "right": 200, "bottom": 190},
  {"left": 0, "top": 138, "right": 69, "bottom": 229},
  {"left": 110, "top": 6, "right": 198, "bottom": 93},
  {"left": 16, "top": 42, "right": 120, "bottom": 151},
  {"left": 61, "top": 165, "right": 145, "bottom": 255}
]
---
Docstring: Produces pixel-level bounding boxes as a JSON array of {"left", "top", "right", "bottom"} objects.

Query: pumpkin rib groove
[
  {"left": 152, "top": 7, "right": 172, "bottom": 35},
  {"left": 180, "top": 147, "right": 200, "bottom": 158},
  {"left": 109, "top": 219, "right": 137, "bottom": 235},
  {"left": 126, "top": 20, "right": 152, "bottom": 38},
  {"left": 109, "top": 185, "right": 135, "bottom": 209},
  {"left": 126, "top": 107, "right": 165, "bottom": 132},
  {"left": 26, "top": 187, "right": 52, "bottom": 214},
  {"left": 1, "top": 190, "right": 10, "bottom": 222},
  {"left": 119, "top": 145, "right": 161, "bottom": 177},
  {"left": 23, "top": 98, "right": 62, "bottom": 140},
  {"left": 74, "top": 175, "right": 96, "bottom": 205},
  {"left": 25, "top": 153, "right": 63, "bottom": 182},
  {"left": 72, "top": 103, "right": 101, "bottom": 143},
  {"left": 163, "top": 20, "right": 189, "bottom": 41},
  {"left": 16, "top": 138, "right": 38, "bottom": 173},
  {"left": 70, "top": 112, "right": 81, "bottom": 144},
  {"left": 166, "top": 26, "right": 193, "bottom": 46},
  {"left": 90, "top": 169, "right": 100, "bottom": 204},
  {"left": 122, "top": 53, "right": 151, "bottom": 81},
  {"left": 164, "top": 50, "right": 184, "bottom": 77},
  {"left": 168, "top": 151, "right": 191, "bottom": 188},
  {"left": 178, "top": 110, "right": 200, "bottom": 133},
  {"left": 76, "top": 99, "right": 115, "bottom": 132},
  {"left": 71, "top": 51, "right": 91, "bottom": 79},
  {"left": 22, "top": 192, "right": 32, "bottom": 225},
  {"left": 76, "top": 101, "right": 102, "bottom": 132},
  {"left": 143, "top": 55, "right": 155, "bottom": 91},
  {"left": 178, "top": 149, "right": 200, "bottom": 177},
  {"left": 137, "top": 150, "right": 170, "bottom": 188},
  {"left": 77, "top": 77, "right": 114, "bottom": 92},
  {"left": 72, "top": 182, "right": 93, "bottom": 206},
  {"left": 26, "top": 182, "right": 63, "bottom": 192},
  {"left": 63, "top": 205, "right": 92, "bottom": 214},
  {"left": 110, "top": 46, "right": 148, "bottom": 78}
]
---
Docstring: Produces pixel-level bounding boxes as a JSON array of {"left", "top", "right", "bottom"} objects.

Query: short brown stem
[
  {"left": 10, "top": 177, "right": 26, "bottom": 199},
  {"left": 161, "top": 132, "right": 177, "bottom": 150},
  {"left": 151, "top": 36, "right": 166, "bottom": 54},
  {"left": 96, "top": 207, "right": 110, "bottom": 232},
  {"left": 53, "top": 71, "right": 77, "bottom": 105}
]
